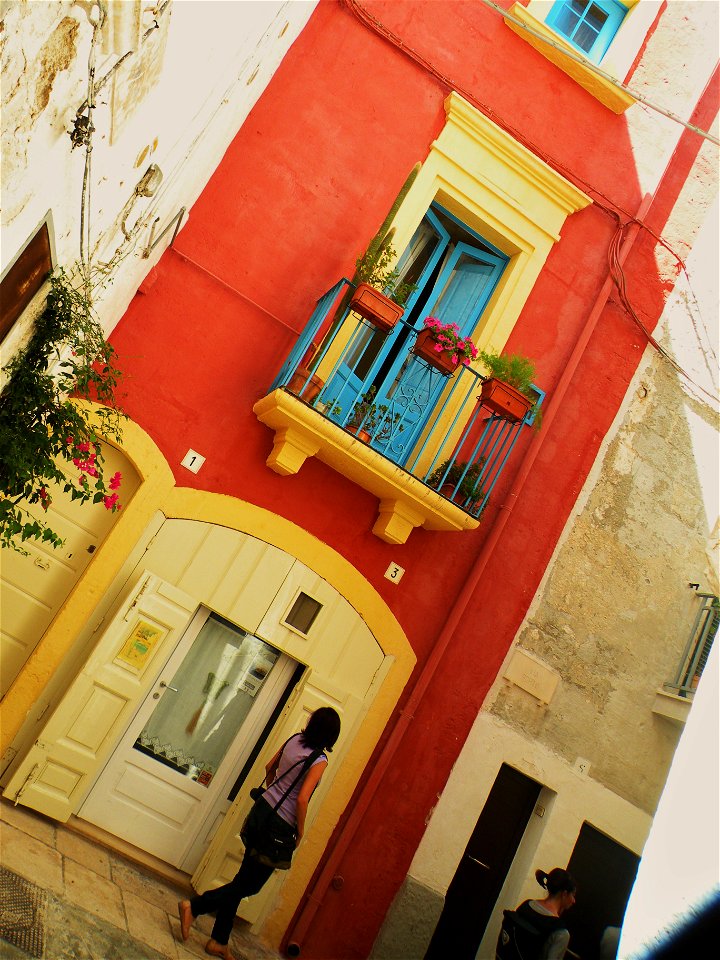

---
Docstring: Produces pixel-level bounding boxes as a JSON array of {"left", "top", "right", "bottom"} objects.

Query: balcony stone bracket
[
  {"left": 253, "top": 390, "right": 480, "bottom": 545},
  {"left": 651, "top": 688, "right": 692, "bottom": 726}
]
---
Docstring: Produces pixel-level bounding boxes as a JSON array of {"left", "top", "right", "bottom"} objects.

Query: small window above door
[{"left": 283, "top": 591, "right": 323, "bottom": 636}]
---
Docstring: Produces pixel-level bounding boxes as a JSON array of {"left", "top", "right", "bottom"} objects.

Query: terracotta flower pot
[
  {"left": 480, "top": 378, "right": 533, "bottom": 422},
  {"left": 347, "top": 425, "right": 371, "bottom": 443},
  {"left": 287, "top": 366, "right": 324, "bottom": 403},
  {"left": 412, "top": 328, "right": 459, "bottom": 375},
  {"left": 349, "top": 283, "right": 404, "bottom": 332}
]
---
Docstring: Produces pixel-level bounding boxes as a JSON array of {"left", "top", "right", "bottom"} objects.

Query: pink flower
[
  {"left": 77, "top": 441, "right": 90, "bottom": 453},
  {"left": 109, "top": 471, "right": 122, "bottom": 490},
  {"left": 103, "top": 493, "right": 120, "bottom": 510},
  {"left": 79, "top": 474, "right": 88, "bottom": 487}
]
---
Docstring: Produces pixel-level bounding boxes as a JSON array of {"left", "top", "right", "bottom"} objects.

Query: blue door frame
[{"left": 325, "top": 204, "right": 508, "bottom": 466}]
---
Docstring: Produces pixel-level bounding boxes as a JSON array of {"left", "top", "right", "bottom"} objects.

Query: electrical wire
[
  {"left": 341, "top": 0, "right": 719, "bottom": 406},
  {"left": 478, "top": 0, "right": 720, "bottom": 147},
  {"left": 607, "top": 219, "right": 720, "bottom": 406}
]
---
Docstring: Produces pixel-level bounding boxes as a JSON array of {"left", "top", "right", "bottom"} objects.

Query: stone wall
[{"left": 1, "top": 0, "right": 316, "bottom": 340}]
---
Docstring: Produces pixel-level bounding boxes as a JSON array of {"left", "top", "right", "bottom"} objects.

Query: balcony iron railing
[
  {"left": 270, "top": 279, "right": 544, "bottom": 518},
  {"left": 666, "top": 592, "right": 719, "bottom": 698}
]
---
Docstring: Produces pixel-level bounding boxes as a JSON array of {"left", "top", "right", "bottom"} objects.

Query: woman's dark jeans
[{"left": 190, "top": 852, "right": 274, "bottom": 945}]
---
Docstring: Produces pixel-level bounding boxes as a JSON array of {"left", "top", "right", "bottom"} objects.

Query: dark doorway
[
  {"left": 425, "top": 764, "right": 542, "bottom": 960},
  {"left": 565, "top": 823, "right": 640, "bottom": 960}
]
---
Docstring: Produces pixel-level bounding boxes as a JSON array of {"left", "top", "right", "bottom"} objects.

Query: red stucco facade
[{"left": 108, "top": 2, "right": 717, "bottom": 956}]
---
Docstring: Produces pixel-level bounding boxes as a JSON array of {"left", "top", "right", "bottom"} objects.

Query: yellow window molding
[
  {"left": 505, "top": 1, "right": 641, "bottom": 114},
  {"left": 262, "top": 93, "right": 590, "bottom": 540},
  {"left": 380, "top": 91, "right": 591, "bottom": 360},
  {"left": 253, "top": 389, "right": 480, "bottom": 544}
]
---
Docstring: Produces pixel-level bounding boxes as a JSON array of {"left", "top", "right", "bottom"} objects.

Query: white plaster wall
[
  {"left": 1, "top": 0, "right": 316, "bottom": 340},
  {"left": 624, "top": 0, "right": 719, "bottom": 197}
]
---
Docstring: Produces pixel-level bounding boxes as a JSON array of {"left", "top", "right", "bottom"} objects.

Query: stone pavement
[{"left": 0, "top": 800, "right": 283, "bottom": 960}]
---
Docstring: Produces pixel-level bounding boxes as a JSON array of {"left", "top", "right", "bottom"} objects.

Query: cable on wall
[
  {"left": 478, "top": 0, "right": 720, "bottom": 147},
  {"left": 341, "top": 0, "right": 719, "bottom": 405}
]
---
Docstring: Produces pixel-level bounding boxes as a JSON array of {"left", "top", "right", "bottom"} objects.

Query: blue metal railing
[{"left": 269, "top": 281, "right": 543, "bottom": 518}]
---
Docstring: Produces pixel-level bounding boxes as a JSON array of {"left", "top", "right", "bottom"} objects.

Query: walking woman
[{"left": 178, "top": 706, "right": 341, "bottom": 960}]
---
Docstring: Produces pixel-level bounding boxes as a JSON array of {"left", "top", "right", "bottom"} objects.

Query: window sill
[
  {"left": 253, "top": 389, "right": 480, "bottom": 544},
  {"left": 651, "top": 688, "right": 692, "bottom": 726},
  {"left": 506, "top": 3, "right": 635, "bottom": 114}
]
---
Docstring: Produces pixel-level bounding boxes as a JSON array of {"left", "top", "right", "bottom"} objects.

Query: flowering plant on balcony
[{"left": 422, "top": 317, "right": 478, "bottom": 367}]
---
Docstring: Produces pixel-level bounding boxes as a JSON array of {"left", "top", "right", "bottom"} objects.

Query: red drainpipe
[
  {"left": 283, "top": 192, "right": 651, "bottom": 957},
  {"left": 284, "top": 59, "right": 720, "bottom": 960}
]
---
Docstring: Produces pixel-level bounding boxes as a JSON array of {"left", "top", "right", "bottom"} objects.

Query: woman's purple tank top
[{"left": 263, "top": 734, "right": 327, "bottom": 826}]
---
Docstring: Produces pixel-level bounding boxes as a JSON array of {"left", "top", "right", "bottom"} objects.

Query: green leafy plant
[
  {"left": 428, "top": 458, "right": 486, "bottom": 503},
  {"left": 349, "top": 388, "right": 404, "bottom": 439},
  {"left": 478, "top": 349, "right": 543, "bottom": 429},
  {"left": 478, "top": 350, "right": 536, "bottom": 397},
  {"left": 0, "top": 268, "right": 125, "bottom": 553},
  {"left": 355, "top": 240, "right": 416, "bottom": 308}
]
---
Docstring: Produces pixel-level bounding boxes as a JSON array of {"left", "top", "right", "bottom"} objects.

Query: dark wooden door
[
  {"left": 425, "top": 764, "right": 542, "bottom": 960},
  {"left": 565, "top": 823, "right": 640, "bottom": 960}
]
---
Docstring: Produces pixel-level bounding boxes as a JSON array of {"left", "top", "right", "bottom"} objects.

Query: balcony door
[
  {"left": 328, "top": 205, "right": 507, "bottom": 464},
  {"left": 328, "top": 208, "right": 450, "bottom": 418}
]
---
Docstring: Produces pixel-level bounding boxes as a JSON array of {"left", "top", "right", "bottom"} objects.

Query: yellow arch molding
[{"left": 1, "top": 407, "right": 416, "bottom": 916}]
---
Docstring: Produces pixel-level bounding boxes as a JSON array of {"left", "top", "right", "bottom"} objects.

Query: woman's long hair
[{"left": 301, "top": 707, "right": 341, "bottom": 752}]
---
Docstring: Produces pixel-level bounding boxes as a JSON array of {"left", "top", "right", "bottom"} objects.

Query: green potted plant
[
  {"left": 477, "top": 349, "right": 541, "bottom": 425},
  {"left": 349, "top": 241, "right": 416, "bottom": 332},
  {"left": 428, "top": 458, "right": 486, "bottom": 508},
  {"left": 347, "top": 388, "right": 404, "bottom": 443}
]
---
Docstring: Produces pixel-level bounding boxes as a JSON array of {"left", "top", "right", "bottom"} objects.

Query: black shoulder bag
[{"left": 240, "top": 739, "right": 323, "bottom": 869}]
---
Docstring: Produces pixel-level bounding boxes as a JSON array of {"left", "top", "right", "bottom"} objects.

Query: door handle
[
  {"left": 468, "top": 856, "right": 490, "bottom": 869},
  {"left": 159, "top": 681, "right": 179, "bottom": 692}
]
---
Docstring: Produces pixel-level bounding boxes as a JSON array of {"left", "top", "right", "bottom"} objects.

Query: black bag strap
[{"left": 259, "top": 734, "right": 324, "bottom": 814}]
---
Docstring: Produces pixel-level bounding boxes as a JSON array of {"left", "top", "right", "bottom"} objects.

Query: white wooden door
[
  {"left": 78, "top": 609, "right": 298, "bottom": 868},
  {"left": 4, "top": 572, "right": 198, "bottom": 821}
]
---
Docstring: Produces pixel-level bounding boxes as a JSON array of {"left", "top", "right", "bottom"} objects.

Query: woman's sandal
[
  {"left": 205, "top": 940, "right": 236, "bottom": 960},
  {"left": 177, "top": 900, "right": 193, "bottom": 941}
]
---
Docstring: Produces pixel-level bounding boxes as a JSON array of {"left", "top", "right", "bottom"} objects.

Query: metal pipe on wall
[{"left": 283, "top": 193, "right": 653, "bottom": 957}]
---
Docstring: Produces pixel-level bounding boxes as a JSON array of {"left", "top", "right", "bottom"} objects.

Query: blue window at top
[{"left": 547, "top": 0, "right": 628, "bottom": 62}]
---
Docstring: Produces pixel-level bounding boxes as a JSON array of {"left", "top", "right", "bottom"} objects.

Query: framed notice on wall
[{"left": 115, "top": 619, "right": 166, "bottom": 670}]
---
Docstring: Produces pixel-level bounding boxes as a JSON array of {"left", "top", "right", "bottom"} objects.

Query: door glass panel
[
  {"left": 134, "top": 615, "right": 280, "bottom": 788},
  {"left": 428, "top": 253, "right": 498, "bottom": 329}
]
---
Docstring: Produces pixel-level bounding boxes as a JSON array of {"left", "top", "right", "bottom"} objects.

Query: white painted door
[
  {"left": 79, "top": 609, "right": 298, "bottom": 869},
  {"left": 4, "top": 572, "right": 198, "bottom": 820}
]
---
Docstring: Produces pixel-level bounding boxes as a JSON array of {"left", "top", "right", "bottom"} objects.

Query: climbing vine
[{"left": 0, "top": 269, "right": 125, "bottom": 553}]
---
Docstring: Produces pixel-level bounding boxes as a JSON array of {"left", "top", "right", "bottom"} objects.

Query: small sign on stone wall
[{"left": 503, "top": 648, "right": 559, "bottom": 704}]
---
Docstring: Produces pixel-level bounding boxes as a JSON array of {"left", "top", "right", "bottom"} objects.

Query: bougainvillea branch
[{"left": 0, "top": 268, "right": 125, "bottom": 553}]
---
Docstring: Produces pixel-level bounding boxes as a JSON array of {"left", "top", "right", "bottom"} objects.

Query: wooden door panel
[
  {"left": 426, "top": 764, "right": 541, "bottom": 960},
  {"left": 4, "top": 572, "right": 198, "bottom": 821}
]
